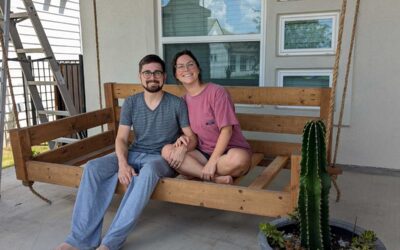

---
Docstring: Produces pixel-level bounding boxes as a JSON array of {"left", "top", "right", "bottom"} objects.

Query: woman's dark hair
[
  {"left": 139, "top": 54, "right": 165, "bottom": 73},
  {"left": 172, "top": 49, "right": 202, "bottom": 83}
]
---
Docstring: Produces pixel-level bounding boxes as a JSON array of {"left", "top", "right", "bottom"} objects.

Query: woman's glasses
[{"left": 175, "top": 62, "right": 196, "bottom": 71}]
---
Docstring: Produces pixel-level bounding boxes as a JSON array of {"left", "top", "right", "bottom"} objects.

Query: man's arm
[
  {"left": 180, "top": 126, "right": 197, "bottom": 151},
  {"left": 115, "top": 124, "right": 136, "bottom": 185}
]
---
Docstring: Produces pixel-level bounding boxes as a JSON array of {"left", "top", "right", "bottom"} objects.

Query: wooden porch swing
[{"left": 9, "top": 0, "right": 359, "bottom": 216}]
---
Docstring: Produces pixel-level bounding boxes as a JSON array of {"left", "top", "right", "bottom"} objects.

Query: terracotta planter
[{"left": 258, "top": 218, "right": 386, "bottom": 250}]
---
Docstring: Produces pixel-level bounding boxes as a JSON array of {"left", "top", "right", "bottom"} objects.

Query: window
[
  {"left": 230, "top": 55, "right": 236, "bottom": 72},
  {"left": 277, "top": 69, "right": 332, "bottom": 109},
  {"left": 240, "top": 55, "right": 247, "bottom": 71},
  {"left": 279, "top": 13, "right": 338, "bottom": 55},
  {"left": 159, "top": 0, "right": 263, "bottom": 86}
]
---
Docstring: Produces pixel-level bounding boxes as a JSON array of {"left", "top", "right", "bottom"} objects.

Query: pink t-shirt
[{"left": 184, "top": 83, "right": 251, "bottom": 155}]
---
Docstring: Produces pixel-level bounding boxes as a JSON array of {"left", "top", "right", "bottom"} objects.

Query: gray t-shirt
[{"left": 120, "top": 92, "right": 189, "bottom": 154}]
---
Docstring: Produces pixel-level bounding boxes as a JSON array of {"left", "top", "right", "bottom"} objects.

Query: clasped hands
[{"left": 165, "top": 135, "right": 189, "bottom": 169}]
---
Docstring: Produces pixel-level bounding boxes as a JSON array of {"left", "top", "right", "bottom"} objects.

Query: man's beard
[{"left": 143, "top": 80, "right": 163, "bottom": 93}]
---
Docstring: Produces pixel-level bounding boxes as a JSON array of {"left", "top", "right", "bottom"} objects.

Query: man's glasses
[
  {"left": 141, "top": 70, "right": 164, "bottom": 79},
  {"left": 175, "top": 62, "right": 196, "bottom": 71}
]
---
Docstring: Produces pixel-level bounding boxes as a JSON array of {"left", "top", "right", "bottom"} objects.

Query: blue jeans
[{"left": 65, "top": 151, "right": 175, "bottom": 250}]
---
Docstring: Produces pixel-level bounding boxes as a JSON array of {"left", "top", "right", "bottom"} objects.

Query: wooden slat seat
[
  {"left": 9, "top": 83, "right": 335, "bottom": 218},
  {"left": 249, "top": 156, "right": 289, "bottom": 189}
]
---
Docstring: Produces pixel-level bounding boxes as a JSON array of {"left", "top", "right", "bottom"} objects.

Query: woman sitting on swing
[{"left": 161, "top": 50, "right": 252, "bottom": 184}]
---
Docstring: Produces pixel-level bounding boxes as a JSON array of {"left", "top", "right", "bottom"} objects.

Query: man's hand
[
  {"left": 118, "top": 162, "right": 137, "bottom": 185},
  {"left": 168, "top": 146, "right": 187, "bottom": 169},
  {"left": 202, "top": 160, "right": 217, "bottom": 181}
]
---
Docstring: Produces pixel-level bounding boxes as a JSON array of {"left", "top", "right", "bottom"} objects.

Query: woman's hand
[
  {"left": 118, "top": 162, "right": 137, "bottom": 186},
  {"left": 174, "top": 135, "right": 190, "bottom": 147},
  {"left": 202, "top": 160, "right": 217, "bottom": 181}
]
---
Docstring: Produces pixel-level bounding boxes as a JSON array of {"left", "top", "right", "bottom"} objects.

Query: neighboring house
[
  {"left": 1, "top": 0, "right": 81, "bottom": 145},
  {"left": 79, "top": 0, "right": 400, "bottom": 171},
  {"left": 208, "top": 18, "right": 258, "bottom": 80}
]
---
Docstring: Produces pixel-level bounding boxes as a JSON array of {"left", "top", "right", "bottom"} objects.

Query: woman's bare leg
[
  {"left": 216, "top": 148, "right": 251, "bottom": 177},
  {"left": 161, "top": 145, "right": 233, "bottom": 184}
]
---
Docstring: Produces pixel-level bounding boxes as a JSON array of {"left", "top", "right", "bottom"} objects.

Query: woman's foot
[{"left": 214, "top": 175, "right": 233, "bottom": 184}]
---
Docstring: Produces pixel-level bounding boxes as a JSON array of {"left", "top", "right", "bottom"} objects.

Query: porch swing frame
[{"left": 8, "top": 0, "right": 361, "bottom": 217}]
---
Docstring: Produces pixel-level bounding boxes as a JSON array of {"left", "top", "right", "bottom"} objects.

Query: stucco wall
[
  {"left": 80, "top": 0, "right": 400, "bottom": 170},
  {"left": 80, "top": 0, "right": 156, "bottom": 112},
  {"left": 336, "top": 0, "right": 400, "bottom": 169}
]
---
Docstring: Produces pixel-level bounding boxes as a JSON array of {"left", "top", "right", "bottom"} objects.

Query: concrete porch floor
[{"left": 0, "top": 166, "right": 399, "bottom": 250}]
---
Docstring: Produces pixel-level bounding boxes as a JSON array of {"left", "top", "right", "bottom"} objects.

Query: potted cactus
[{"left": 258, "top": 120, "right": 386, "bottom": 249}]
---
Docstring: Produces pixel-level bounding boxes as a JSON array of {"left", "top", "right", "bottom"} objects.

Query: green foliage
[
  {"left": 32, "top": 145, "right": 49, "bottom": 157},
  {"left": 351, "top": 230, "right": 377, "bottom": 250},
  {"left": 287, "top": 207, "right": 300, "bottom": 223},
  {"left": 2, "top": 147, "right": 14, "bottom": 168},
  {"left": 2, "top": 145, "right": 49, "bottom": 169},
  {"left": 298, "top": 120, "right": 331, "bottom": 250},
  {"left": 259, "top": 223, "right": 285, "bottom": 249}
]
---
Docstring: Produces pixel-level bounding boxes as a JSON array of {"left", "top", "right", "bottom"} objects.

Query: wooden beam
[
  {"left": 27, "top": 108, "right": 113, "bottom": 145},
  {"left": 238, "top": 114, "right": 313, "bottom": 134},
  {"left": 9, "top": 129, "right": 32, "bottom": 181},
  {"left": 33, "top": 131, "right": 115, "bottom": 164},
  {"left": 115, "top": 106, "right": 121, "bottom": 123},
  {"left": 327, "top": 166, "right": 343, "bottom": 175},
  {"left": 24, "top": 161, "right": 291, "bottom": 217},
  {"left": 104, "top": 83, "right": 119, "bottom": 134},
  {"left": 249, "top": 156, "right": 289, "bottom": 189},
  {"left": 150, "top": 178, "right": 291, "bottom": 217},
  {"left": 26, "top": 161, "right": 83, "bottom": 188},
  {"left": 228, "top": 87, "right": 325, "bottom": 106},
  {"left": 108, "top": 83, "right": 186, "bottom": 99},
  {"left": 290, "top": 155, "right": 301, "bottom": 212},
  {"left": 248, "top": 140, "right": 301, "bottom": 157},
  {"left": 320, "top": 88, "right": 332, "bottom": 161},
  {"left": 65, "top": 144, "right": 115, "bottom": 166},
  {"left": 105, "top": 83, "right": 329, "bottom": 106},
  {"left": 283, "top": 183, "right": 291, "bottom": 192}
]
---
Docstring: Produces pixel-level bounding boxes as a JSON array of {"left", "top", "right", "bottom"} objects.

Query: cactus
[{"left": 298, "top": 120, "right": 331, "bottom": 250}]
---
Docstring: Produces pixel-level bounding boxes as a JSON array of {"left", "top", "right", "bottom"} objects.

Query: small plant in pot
[{"left": 258, "top": 120, "right": 385, "bottom": 250}]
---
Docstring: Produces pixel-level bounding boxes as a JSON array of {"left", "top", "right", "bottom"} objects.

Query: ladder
[
  {"left": 0, "top": 0, "right": 81, "bottom": 193},
  {"left": 0, "top": 0, "right": 10, "bottom": 196},
  {"left": 0, "top": 0, "right": 78, "bottom": 122}
]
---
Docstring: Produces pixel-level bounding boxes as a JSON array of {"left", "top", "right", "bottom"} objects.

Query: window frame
[
  {"left": 157, "top": 0, "right": 266, "bottom": 86},
  {"left": 276, "top": 69, "right": 333, "bottom": 110},
  {"left": 278, "top": 12, "right": 339, "bottom": 56}
]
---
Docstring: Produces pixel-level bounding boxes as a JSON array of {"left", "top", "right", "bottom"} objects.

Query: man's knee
[
  {"left": 84, "top": 154, "right": 117, "bottom": 176},
  {"left": 85, "top": 158, "right": 101, "bottom": 173},
  {"left": 141, "top": 156, "right": 171, "bottom": 177}
]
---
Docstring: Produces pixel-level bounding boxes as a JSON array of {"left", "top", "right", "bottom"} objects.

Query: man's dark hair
[
  {"left": 139, "top": 54, "right": 166, "bottom": 72},
  {"left": 172, "top": 49, "right": 202, "bottom": 83}
]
